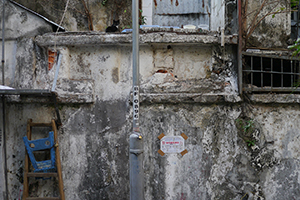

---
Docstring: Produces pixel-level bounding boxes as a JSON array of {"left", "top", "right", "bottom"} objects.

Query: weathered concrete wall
[
  {"left": 1, "top": 1, "right": 300, "bottom": 200},
  {"left": 225, "top": 0, "right": 238, "bottom": 35},
  {"left": 245, "top": 0, "right": 291, "bottom": 48},
  {"left": 1, "top": 31, "right": 300, "bottom": 200},
  {"left": 5, "top": 98, "right": 300, "bottom": 199},
  {"left": 12, "top": 0, "right": 132, "bottom": 32},
  {"left": 0, "top": 1, "right": 54, "bottom": 39}
]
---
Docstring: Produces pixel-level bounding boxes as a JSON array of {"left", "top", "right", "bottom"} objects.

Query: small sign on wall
[
  {"left": 158, "top": 133, "right": 188, "bottom": 156},
  {"left": 133, "top": 86, "right": 139, "bottom": 120}
]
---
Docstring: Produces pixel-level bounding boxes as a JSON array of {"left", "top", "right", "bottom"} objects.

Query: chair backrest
[{"left": 23, "top": 131, "right": 56, "bottom": 172}]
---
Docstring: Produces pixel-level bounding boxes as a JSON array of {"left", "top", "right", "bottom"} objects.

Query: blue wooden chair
[{"left": 23, "top": 131, "right": 56, "bottom": 173}]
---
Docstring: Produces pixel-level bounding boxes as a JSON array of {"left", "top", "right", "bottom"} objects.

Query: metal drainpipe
[
  {"left": 238, "top": 0, "right": 243, "bottom": 95},
  {"left": 1, "top": 0, "right": 8, "bottom": 199},
  {"left": 129, "top": 0, "right": 144, "bottom": 199}
]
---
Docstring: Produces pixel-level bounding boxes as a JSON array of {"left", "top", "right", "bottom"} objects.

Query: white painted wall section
[
  {"left": 211, "top": 0, "right": 225, "bottom": 31},
  {"left": 142, "top": 0, "right": 153, "bottom": 25}
]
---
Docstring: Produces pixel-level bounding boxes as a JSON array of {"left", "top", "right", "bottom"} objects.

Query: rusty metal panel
[
  {"left": 153, "top": 0, "right": 210, "bottom": 27},
  {"left": 154, "top": 0, "right": 211, "bottom": 15}
]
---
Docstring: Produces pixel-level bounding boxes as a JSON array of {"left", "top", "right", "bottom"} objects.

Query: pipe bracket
[{"left": 130, "top": 149, "right": 144, "bottom": 155}]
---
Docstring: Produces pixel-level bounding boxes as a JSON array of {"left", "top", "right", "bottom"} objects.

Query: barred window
[{"left": 242, "top": 53, "right": 300, "bottom": 92}]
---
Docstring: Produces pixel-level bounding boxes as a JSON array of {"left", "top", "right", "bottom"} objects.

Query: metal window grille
[{"left": 242, "top": 52, "right": 300, "bottom": 92}]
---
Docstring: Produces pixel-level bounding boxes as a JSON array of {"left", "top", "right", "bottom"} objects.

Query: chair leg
[
  {"left": 22, "top": 154, "right": 29, "bottom": 200},
  {"left": 52, "top": 120, "right": 65, "bottom": 200}
]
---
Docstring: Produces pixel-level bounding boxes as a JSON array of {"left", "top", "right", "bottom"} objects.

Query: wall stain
[
  {"left": 112, "top": 67, "right": 119, "bottom": 83},
  {"left": 154, "top": 0, "right": 157, "bottom": 8}
]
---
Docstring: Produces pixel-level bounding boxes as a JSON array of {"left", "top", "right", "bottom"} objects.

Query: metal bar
[
  {"left": 132, "top": 0, "right": 139, "bottom": 131},
  {"left": 298, "top": 0, "right": 300, "bottom": 38},
  {"left": 0, "top": 89, "right": 52, "bottom": 96},
  {"left": 243, "top": 70, "right": 300, "bottom": 75},
  {"left": 130, "top": 0, "right": 144, "bottom": 200},
  {"left": 281, "top": 59, "right": 283, "bottom": 87},
  {"left": 1, "top": 0, "right": 8, "bottom": 199},
  {"left": 1, "top": 0, "right": 4, "bottom": 86},
  {"left": 238, "top": 0, "right": 243, "bottom": 95},
  {"left": 291, "top": 60, "right": 293, "bottom": 87},
  {"left": 298, "top": 61, "right": 300, "bottom": 85},
  {"left": 242, "top": 52, "right": 300, "bottom": 61},
  {"left": 271, "top": 58, "right": 273, "bottom": 88},
  {"left": 251, "top": 56, "right": 253, "bottom": 87},
  {"left": 51, "top": 52, "right": 62, "bottom": 92},
  {"left": 243, "top": 87, "right": 300, "bottom": 92},
  {"left": 261, "top": 57, "right": 263, "bottom": 87}
]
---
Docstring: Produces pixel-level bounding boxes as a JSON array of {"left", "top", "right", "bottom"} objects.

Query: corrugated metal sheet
[
  {"left": 153, "top": 13, "right": 209, "bottom": 27},
  {"left": 154, "top": 0, "right": 211, "bottom": 15},
  {"left": 153, "top": 0, "right": 210, "bottom": 28}
]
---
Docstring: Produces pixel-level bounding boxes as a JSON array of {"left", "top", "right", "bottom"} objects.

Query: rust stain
[
  {"left": 154, "top": 0, "right": 157, "bottom": 8},
  {"left": 202, "top": 0, "right": 205, "bottom": 8},
  {"left": 175, "top": 0, "right": 179, "bottom": 6},
  {"left": 171, "top": 0, "right": 173, "bottom": 4}
]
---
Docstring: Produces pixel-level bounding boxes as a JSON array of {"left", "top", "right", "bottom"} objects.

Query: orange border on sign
[
  {"left": 180, "top": 149, "right": 188, "bottom": 156},
  {"left": 181, "top": 133, "right": 188, "bottom": 140},
  {"left": 158, "top": 133, "right": 165, "bottom": 140},
  {"left": 158, "top": 149, "right": 165, "bottom": 156}
]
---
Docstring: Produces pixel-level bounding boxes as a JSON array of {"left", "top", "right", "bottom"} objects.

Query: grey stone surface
[
  {"left": 1, "top": 2, "right": 300, "bottom": 199},
  {"left": 35, "top": 32, "right": 238, "bottom": 47}
]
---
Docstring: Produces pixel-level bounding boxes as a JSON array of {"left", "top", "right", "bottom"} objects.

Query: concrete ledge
[
  {"left": 139, "top": 93, "right": 242, "bottom": 104},
  {"left": 248, "top": 94, "right": 300, "bottom": 104},
  {"left": 35, "top": 32, "right": 238, "bottom": 47}
]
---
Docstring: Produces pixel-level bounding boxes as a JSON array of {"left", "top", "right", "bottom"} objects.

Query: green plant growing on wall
[
  {"left": 101, "top": 0, "right": 108, "bottom": 6},
  {"left": 245, "top": 140, "right": 255, "bottom": 147},
  {"left": 289, "top": 38, "right": 300, "bottom": 56},
  {"left": 236, "top": 118, "right": 254, "bottom": 134},
  {"left": 139, "top": 9, "right": 147, "bottom": 25},
  {"left": 235, "top": 117, "right": 257, "bottom": 148},
  {"left": 243, "top": 119, "right": 254, "bottom": 133}
]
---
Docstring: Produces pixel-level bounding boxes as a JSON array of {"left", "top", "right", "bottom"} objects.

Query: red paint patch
[{"left": 156, "top": 69, "right": 168, "bottom": 73}]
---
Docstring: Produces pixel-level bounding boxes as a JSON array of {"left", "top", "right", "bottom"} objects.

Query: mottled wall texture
[
  {"left": 1, "top": 30, "right": 300, "bottom": 200},
  {"left": 244, "top": 0, "right": 291, "bottom": 48},
  {"left": 13, "top": 0, "right": 132, "bottom": 32},
  {"left": 1, "top": 1, "right": 299, "bottom": 200}
]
